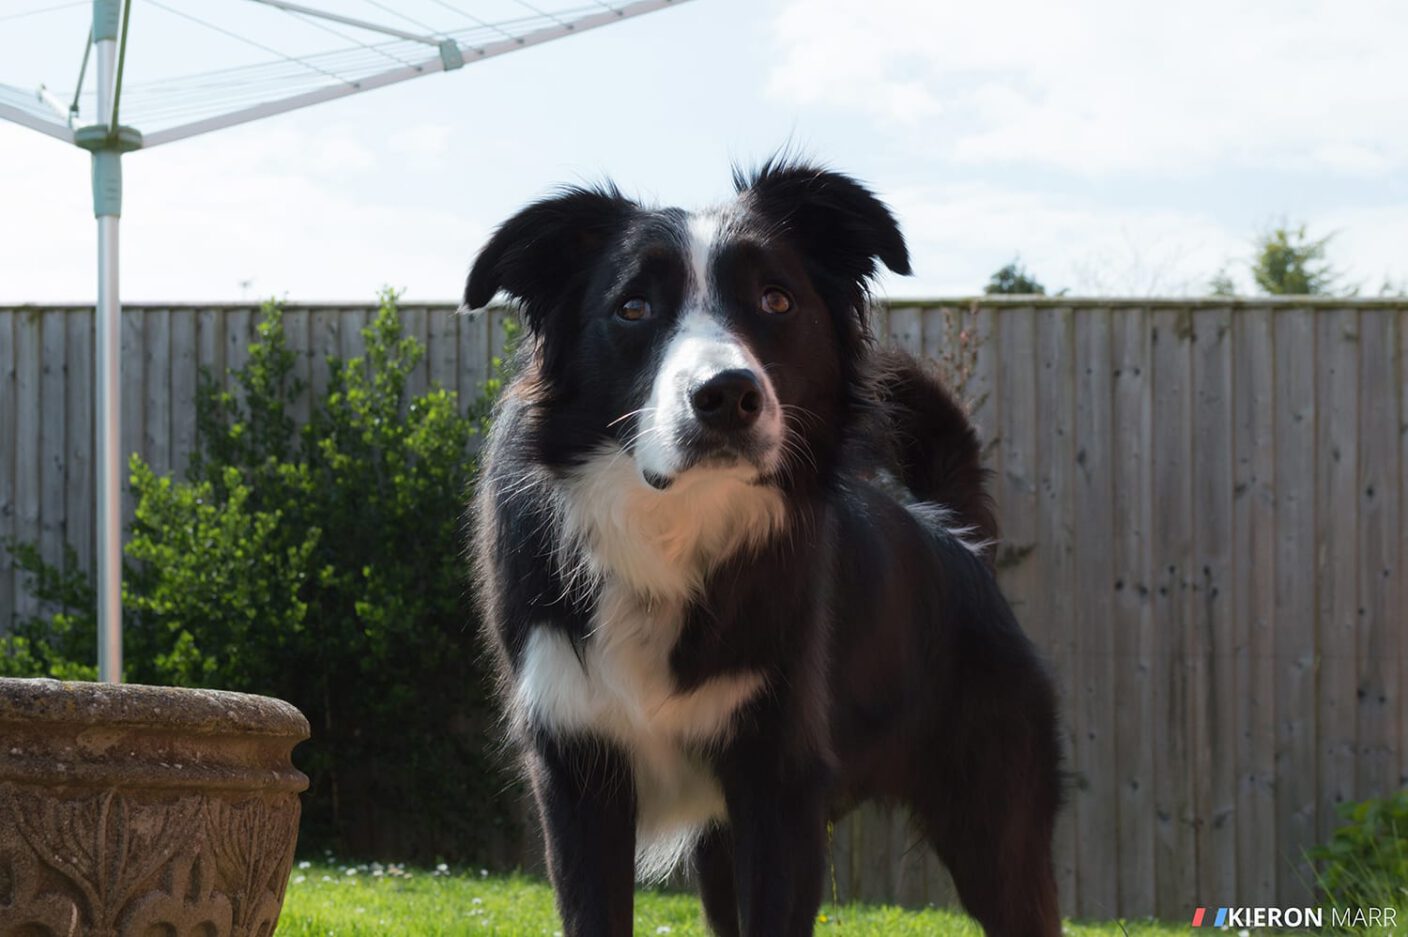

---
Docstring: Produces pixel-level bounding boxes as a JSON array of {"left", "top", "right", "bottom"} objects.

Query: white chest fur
[
  {"left": 512, "top": 451, "right": 784, "bottom": 879},
  {"left": 515, "top": 589, "right": 761, "bottom": 879}
]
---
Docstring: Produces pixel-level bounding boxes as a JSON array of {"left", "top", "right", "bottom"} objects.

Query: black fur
[
  {"left": 469, "top": 160, "right": 1062, "bottom": 937},
  {"left": 856, "top": 347, "right": 999, "bottom": 564}
]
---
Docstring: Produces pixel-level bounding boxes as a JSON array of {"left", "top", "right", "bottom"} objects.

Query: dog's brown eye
[
  {"left": 618, "top": 298, "right": 651, "bottom": 321},
  {"left": 760, "top": 288, "right": 793, "bottom": 315}
]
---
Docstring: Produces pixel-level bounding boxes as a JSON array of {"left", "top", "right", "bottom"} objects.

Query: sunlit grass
[{"left": 275, "top": 861, "right": 1193, "bottom": 936}]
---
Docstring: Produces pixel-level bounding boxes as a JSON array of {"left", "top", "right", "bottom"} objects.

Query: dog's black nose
[{"left": 690, "top": 369, "right": 763, "bottom": 431}]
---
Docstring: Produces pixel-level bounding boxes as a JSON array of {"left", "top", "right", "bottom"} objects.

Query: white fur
[
  {"left": 553, "top": 447, "right": 786, "bottom": 600},
  {"left": 516, "top": 448, "right": 786, "bottom": 879},
  {"left": 634, "top": 309, "right": 784, "bottom": 484},
  {"left": 634, "top": 211, "right": 783, "bottom": 485},
  {"left": 906, "top": 501, "right": 992, "bottom": 556},
  {"left": 687, "top": 213, "right": 719, "bottom": 300},
  {"left": 516, "top": 606, "right": 759, "bottom": 880}
]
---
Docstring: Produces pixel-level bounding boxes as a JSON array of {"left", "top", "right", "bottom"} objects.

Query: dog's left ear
[{"left": 734, "top": 159, "right": 911, "bottom": 283}]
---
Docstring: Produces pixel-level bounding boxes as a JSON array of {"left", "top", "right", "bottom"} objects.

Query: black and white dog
[{"left": 466, "top": 160, "right": 1062, "bottom": 937}]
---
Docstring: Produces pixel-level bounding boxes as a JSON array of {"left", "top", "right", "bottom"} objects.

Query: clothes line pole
[{"left": 86, "top": 0, "right": 129, "bottom": 683}]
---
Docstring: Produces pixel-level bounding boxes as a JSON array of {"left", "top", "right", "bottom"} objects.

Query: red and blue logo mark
[{"left": 1190, "top": 907, "right": 1226, "bottom": 928}]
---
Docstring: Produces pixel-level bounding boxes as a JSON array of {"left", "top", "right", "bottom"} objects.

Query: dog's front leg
[
  {"left": 529, "top": 733, "right": 637, "bottom": 937},
  {"left": 718, "top": 744, "right": 830, "bottom": 937}
]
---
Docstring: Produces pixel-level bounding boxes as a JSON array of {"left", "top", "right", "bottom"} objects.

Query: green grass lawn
[{"left": 275, "top": 862, "right": 1192, "bottom": 936}]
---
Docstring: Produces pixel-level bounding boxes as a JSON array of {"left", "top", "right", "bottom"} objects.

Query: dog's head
[{"left": 465, "top": 159, "right": 910, "bottom": 490}]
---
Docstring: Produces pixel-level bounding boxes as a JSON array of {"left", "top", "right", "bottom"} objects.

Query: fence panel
[{"left": 1, "top": 299, "right": 1405, "bottom": 919}]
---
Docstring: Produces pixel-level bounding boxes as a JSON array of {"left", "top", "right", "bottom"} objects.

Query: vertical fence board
[
  {"left": 284, "top": 308, "right": 312, "bottom": 429},
  {"left": 920, "top": 306, "right": 947, "bottom": 370},
  {"left": 404, "top": 305, "right": 429, "bottom": 402},
  {"left": 39, "top": 311, "right": 67, "bottom": 581},
  {"left": 920, "top": 837, "right": 957, "bottom": 910},
  {"left": 1111, "top": 307, "right": 1155, "bottom": 915},
  {"left": 1316, "top": 308, "right": 1360, "bottom": 842},
  {"left": 1072, "top": 307, "right": 1118, "bottom": 917},
  {"left": 1273, "top": 307, "right": 1318, "bottom": 905},
  {"left": 849, "top": 803, "right": 893, "bottom": 904},
  {"left": 826, "top": 815, "right": 848, "bottom": 907},
  {"left": 888, "top": 305, "right": 922, "bottom": 359},
  {"left": 836, "top": 807, "right": 859, "bottom": 909},
  {"left": 967, "top": 306, "right": 997, "bottom": 412},
  {"left": 196, "top": 308, "right": 224, "bottom": 391},
  {"left": 65, "top": 311, "right": 94, "bottom": 577},
  {"left": 891, "top": 807, "right": 926, "bottom": 905},
  {"left": 120, "top": 309, "right": 145, "bottom": 528},
  {"left": 460, "top": 309, "right": 491, "bottom": 414},
  {"left": 995, "top": 307, "right": 1038, "bottom": 622},
  {"left": 924, "top": 304, "right": 985, "bottom": 412},
  {"left": 1191, "top": 307, "right": 1237, "bottom": 905},
  {"left": 169, "top": 310, "right": 197, "bottom": 481},
  {"left": 225, "top": 308, "right": 252, "bottom": 388},
  {"left": 13, "top": 312, "right": 40, "bottom": 623},
  {"left": 1232, "top": 305, "right": 1277, "bottom": 904},
  {"left": 1035, "top": 306, "right": 1078, "bottom": 912},
  {"left": 966, "top": 307, "right": 998, "bottom": 467},
  {"left": 1400, "top": 310, "right": 1408, "bottom": 792},
  {"left": 428, "top": 307, "right": 458, "bottom": 394},
  {"left": 1400, "top": 310, "right": 1408, "bottom": 791},
  {"left": 869, "top": 304, "right": 890, "bottom": 342},
  {"left": 339, "top": 307, "right": 367, "bottom": 372},
  {"left": 143, "top": 309, "right": 171, "bottom": 478},
  {"left": 1356, "top": 310, "right": 1401, "bottom": 801},
  {"left": 0, "top": 311, "right": 15, "bottom": 632},
  {"left": 1150, "top": 307, "right": 1195, "bottom": 917},
  {"left": 310, "top": 308, "right": 340, "bottom": 405}
]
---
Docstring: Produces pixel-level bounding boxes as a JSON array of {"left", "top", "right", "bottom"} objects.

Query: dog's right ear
[{"left": 464, "top": 185, "right": 637, "bottom": 332}]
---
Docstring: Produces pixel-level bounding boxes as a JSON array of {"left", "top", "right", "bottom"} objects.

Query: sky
[{"left": 1, "top": 0, "right": 1406, "bottom": 304}]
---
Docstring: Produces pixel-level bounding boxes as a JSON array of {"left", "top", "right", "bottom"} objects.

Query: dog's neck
[{"left": 550, "top": 447, "right": 787, "bottom": 603}]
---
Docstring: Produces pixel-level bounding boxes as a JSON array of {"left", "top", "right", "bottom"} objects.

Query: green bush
[
  {"left": 0, "top": 543, "right": 99, "bottom": 682},
  {"left": 1311, "top": 787, "right": 1408, "bottom": 914},
  {"left": 3, "top": 292, "right": 519, "bottom": 861}
]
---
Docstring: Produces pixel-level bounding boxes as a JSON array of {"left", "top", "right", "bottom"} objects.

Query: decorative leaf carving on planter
[
  {"left": 0, "top": 785, "right": 301, "bottom": 937},
  {"left": 4, "top": 784, "right": 202, "bottom": 933},
  {"left": 0, "top": 843, "right": 83, "bottom": 936},
  {"left": 202, "top": 798, "right": 300, "bottom": 937},
  {"left": 118, "top": 848, "right": 233, "bottom": 937}
]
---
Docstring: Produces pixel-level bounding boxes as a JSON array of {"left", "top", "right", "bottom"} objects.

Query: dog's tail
[{"left": 859, "top": 348, "right": 998, "bottom": 563}]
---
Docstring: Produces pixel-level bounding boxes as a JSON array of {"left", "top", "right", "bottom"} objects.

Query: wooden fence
[{"left": 1, "top": 299, "right": 1405, "bottom": 919}]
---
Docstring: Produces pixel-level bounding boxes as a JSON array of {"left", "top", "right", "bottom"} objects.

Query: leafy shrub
[
  {"left": 0, "top": 543, "right": 99, "bottom": 682},
  {"left": 2, "top": 292, "right": 518, "bottom": 861},
  {"left": 1311, "top": 787, "right": 1408, "bottom": 914}
]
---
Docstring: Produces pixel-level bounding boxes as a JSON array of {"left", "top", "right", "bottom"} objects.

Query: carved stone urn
[{"left": 0, "top": 677, "right": 309, "bottom": 937}]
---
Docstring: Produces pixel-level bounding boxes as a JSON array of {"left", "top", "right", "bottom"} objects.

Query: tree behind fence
[{"left": 1, "top": 298, "right": 1404, "bottom": 919}]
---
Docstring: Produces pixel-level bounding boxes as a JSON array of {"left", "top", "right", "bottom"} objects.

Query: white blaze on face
[
  {"left": 687, "top": 213, "right": 717, "bottom": 303},
  {"left": 634, "top": 213, "right": 783, "bottom": 484}
]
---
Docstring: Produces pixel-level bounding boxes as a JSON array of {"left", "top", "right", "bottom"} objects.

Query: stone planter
[{"left": 0, "top": 677, "right": 309, "bottom": 937}]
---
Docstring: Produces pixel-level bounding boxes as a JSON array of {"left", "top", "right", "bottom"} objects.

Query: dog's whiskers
[{"left": 608, "top": 405, "right": 657, "bottom": 429}]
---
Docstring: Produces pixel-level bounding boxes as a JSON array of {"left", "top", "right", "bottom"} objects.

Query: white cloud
[
  {"left": 2, "top": 0, "right": 1403, "bottom": 304},
  {"left": 1318, "top": 206, "right": 1408, "bottom": 294},
  {"left": 0, "top": 122, "right": 484, "bottom": 303},
  {"left": 768, "top": 0, "right": 1408, "bottom": 175},
  {"left": 876, "top": 183, "right": 1247, "bottom": 297},
  {"left": 388, "top": 123, "right": 454, "bottom": 171}
]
